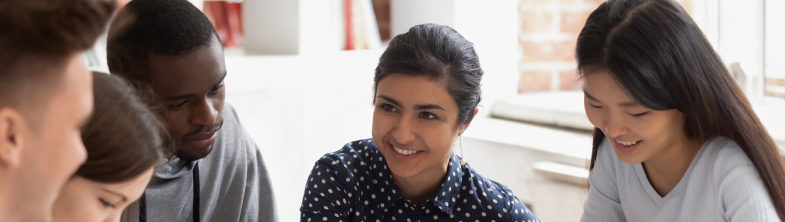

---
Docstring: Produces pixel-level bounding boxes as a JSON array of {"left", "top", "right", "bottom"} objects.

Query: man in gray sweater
[{"left": 106, "top": 0, "right": 277, "bottom": 221}]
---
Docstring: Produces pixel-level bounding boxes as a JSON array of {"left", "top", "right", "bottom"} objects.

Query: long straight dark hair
[{"left": 577, "top": 0, "right": 785, "bottom": 219}]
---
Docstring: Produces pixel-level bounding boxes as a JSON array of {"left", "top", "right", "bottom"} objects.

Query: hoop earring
[{"left": 458, "top": 129, "right": 466, "bottom": 165}]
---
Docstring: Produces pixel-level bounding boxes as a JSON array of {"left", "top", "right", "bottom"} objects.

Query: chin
[
  {"left": 176, "top": 145, "right": 214, "bottom": 161},
  {"left": 613, "top": 149, "right": 646, "bottom": 164},
  {"left": 387, "top": 164, "right": 421, "bottom": 178}
]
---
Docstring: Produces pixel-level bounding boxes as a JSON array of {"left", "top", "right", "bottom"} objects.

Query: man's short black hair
[{"left": 107, "top": 0, "right": 220, "bottom": 83}]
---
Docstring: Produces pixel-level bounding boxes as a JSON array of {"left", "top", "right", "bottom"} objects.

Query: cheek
[
  {"left": 211, "top": 92, "right": 226, "bottom": 112},
  {"left": 58, "top": 184, "right": 105, "bottom": 222},
  {"left": 371, "top": 110, "right": 393, "bottom": 140},
  {"left": 420, "top": 124, "right": 455, "bottom": 156},
  {"left": 584, "top": 105, "right": 605, "bottom": 129},
  {"left": 42, "top": 117, "right": 86, "bottom": 179},
  {"left": 159, "top": 110, "right": 188, "bottom": 137},
  {"left": 639, "top": 112, "right": 682, "bottom": 144}
]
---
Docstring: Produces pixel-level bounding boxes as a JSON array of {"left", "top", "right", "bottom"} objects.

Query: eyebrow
[
  {"left": 583, "top": 90, "right": 600, "bottom": 102},
  {"left": 414, "top": 104, "right": 445, "bottom": 111},
  {"left": 165, "top": 72, "right": 228, "bottom": 101},
  {"left": 583, "top": 90, "right": 640, "bottom": 107},
  {"left": 377, "top": 95, "right": 401, "bottom": 107},
  {"left": 376, "top": 95, "right": 445, "bottom": 111},
  {"left": 101, "top": 188, "right": 128, "bottom": 202}
]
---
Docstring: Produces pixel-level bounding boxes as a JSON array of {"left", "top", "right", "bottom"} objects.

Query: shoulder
[
  {"left": 699, "top": 137, "right": 779, "bottom": 220},
  {"left": 702, "top": 137, "right": 756, "bottom": 177},
  {"left": 304, "top": 139, "right": 375, "bottom": 197},
  {"left": 464, "top": 164, "right": 538, "bottom": 220},
  {"left": 701, "top": 137, "right": 764, "bottom": 189},
  {"left": 308, "top": 139, "right": 376, "bottom": 180},
  {"left": 315, "top": 138, "right": 376, "bottom": 166}
]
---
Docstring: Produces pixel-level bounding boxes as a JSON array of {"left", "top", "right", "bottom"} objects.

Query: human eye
[
  {"left": 630, "top": 111, "right": 651, "bottom": 117},
  {"left": 99, "top": 198, "right": 116, "bottom": 209},
  {"left": 210, "top": 83, "right": 224, "bottom": 93},
  {"left": 169, "top": 100, "right": 188, "bottom": 110},
  {"left": 379, "top": 104, "right": 398, "bottom": 113},
  {"left": 418, "top": 112, "right": 439, "bottom": 120},
  {"left": 589, "top": 103, "right": 603, "bottom": 109}
]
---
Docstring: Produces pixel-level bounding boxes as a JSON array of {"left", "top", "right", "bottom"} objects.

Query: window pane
[{"left": 765, "top": 0, "right": 785, "bottom": 97}]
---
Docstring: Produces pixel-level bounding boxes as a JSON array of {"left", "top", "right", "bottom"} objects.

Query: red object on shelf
[
  {"left": 344, "top": 0, "right": 354, "bottom": 50},
  {"left": 204, "top": 1, "right": 243, "bottom": 48}
]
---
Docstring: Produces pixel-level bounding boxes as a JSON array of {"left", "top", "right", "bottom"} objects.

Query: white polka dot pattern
[{"left": 299, "top": 139, "right": 539, "bottom": 222}]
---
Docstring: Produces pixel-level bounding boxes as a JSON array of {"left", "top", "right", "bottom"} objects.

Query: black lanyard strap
[{"left": 193, "top": 162, "right": 200, "bottom": 222}]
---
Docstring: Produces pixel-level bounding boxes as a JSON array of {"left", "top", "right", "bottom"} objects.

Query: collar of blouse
[{"left": 363, "top": 140, "right": 464, "bottom": 215}]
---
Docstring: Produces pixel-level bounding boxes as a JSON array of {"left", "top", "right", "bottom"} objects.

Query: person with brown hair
[
  {"left": 578, "top": 0, "right": 784, "bottom": 221},
  {"left": 52, "top": 72, "right": 166, "bottom": 222},
  {"left": 0, "top": 0, "right": 114, "bottom": 221}
]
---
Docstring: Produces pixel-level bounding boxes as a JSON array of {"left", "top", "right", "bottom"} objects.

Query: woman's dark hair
[
  {"left": 578, "top": 0, "right": 785, "bottom": 219},
  {"left": 75, "top": 72, "right": 166, "bottom": 183},
  {"left": 374, "top": 23, "right": 483, "bottom": 125}
]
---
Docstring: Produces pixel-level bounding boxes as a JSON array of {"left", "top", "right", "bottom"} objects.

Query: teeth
[
  {"left": 393, "top": 146, "right": 418, "bottom": 155},
  {"left": 615, "top": 140, "right": 639, "bottom": 146}
]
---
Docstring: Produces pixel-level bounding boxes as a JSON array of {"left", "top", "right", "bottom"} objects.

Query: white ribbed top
[{"left": 581, "top": 137, "right": 779, "bottom": 222}]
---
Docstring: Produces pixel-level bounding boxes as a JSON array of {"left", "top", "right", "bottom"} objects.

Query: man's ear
[
  {"left": 0, "top": 108, "right": 26, "bottom": 168},
  {"left": 459, "top": 107, "right": 480, "bottom": 135}
]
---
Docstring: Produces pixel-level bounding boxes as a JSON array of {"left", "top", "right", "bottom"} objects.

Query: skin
[
  {"left": 148, "top": 36, "right": 226, "bottom": 161},
  {"left": 51, "top": 168, "right": 154, "bottom": 222},
  {"left": 583, "top": 70, "right": 704, "bottom": 196},
  {"left": 371, "top": 74, "right": 477, "bottom": 204},
  {"left": 0, "top": 54, "right": 93, "bottom": 222}
]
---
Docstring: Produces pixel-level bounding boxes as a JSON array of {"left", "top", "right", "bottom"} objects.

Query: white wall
[
  {"left": 243, "top": 0, "right": 300, "bottom": 54},
  {"left": 390, "top": 0, "right": 520, "bottom": 115}
]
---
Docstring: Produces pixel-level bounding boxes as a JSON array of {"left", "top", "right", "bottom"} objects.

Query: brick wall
[{"left": 518, "top": 0, "right": 692, "bottom": 92}]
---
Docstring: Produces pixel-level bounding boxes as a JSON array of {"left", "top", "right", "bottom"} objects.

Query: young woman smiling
[
  {"left": 578, "top": 0, "right": 785, "bottom": 221},
  {"left": 299, "top": 24, "right": 539, "bottom": 222}
]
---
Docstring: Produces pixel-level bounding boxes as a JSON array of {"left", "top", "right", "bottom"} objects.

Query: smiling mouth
[
  {"left": 615, "top": 140, "right": 641, "bottom": 146},
  {"left": 393, "top": 146, "right": 421, "bottom": 155}
]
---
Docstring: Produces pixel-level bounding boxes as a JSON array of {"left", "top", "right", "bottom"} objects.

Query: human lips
[
  {"left": 613, "top": 138, "right": 642, "bottom": 153},
  {"left": 183, "top": 128, "right": 220, "bottom": 148},
  {"left": 393, "top": 145, "right": 422, "bottom": 155},
  {"left": 387, "top": 142, "right": 425, "bottom": 162}
]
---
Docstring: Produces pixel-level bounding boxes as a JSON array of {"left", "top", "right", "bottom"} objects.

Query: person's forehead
[
  {"left": 377, "top": 74, "right": 456, "bottom": 109},
  {"left": 583, "top": 71, "right": 632, "bottom": 102},
  {"left": 147, "top": 44, "right": 225, "bottom": 96}
]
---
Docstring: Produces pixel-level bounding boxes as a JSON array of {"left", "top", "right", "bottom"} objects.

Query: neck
[
  {"left": 642, "top": 137, "right": 705, "bottom": 196},
  {"left": 0, "top": 171, "right": 32, "bottom": 222},
  {"left": 392, "top": 156, "right": 451, "bottom": 204}
]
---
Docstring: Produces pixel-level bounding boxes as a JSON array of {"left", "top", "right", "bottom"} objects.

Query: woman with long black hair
[{"left": 577, "top": 0, "right": 785, "bottom": 221}]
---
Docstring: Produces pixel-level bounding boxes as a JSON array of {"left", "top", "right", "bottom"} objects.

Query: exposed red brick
[
  {"left": 520, "top": 10, "right": 553, "bottom": 33},
  {"left": 559, "top": 69, "right": 582, "bottom": 90},
  {"left": 560, "top": 11, "right": 593, "bottom": 36},
  {"left": 519, "top": 70, "right": 553, "bottom": 92},
  {"left": 520, "top": 40, "right": 577, "bottom": 62}
]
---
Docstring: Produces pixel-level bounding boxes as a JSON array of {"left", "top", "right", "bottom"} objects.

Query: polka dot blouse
[{"left": 300, "top": 139, "right": 539, "bottom": 222}]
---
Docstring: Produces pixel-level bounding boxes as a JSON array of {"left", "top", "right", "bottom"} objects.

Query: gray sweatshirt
[{"left": 123, "top": 104, "right": 278, "bottom": 222}]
